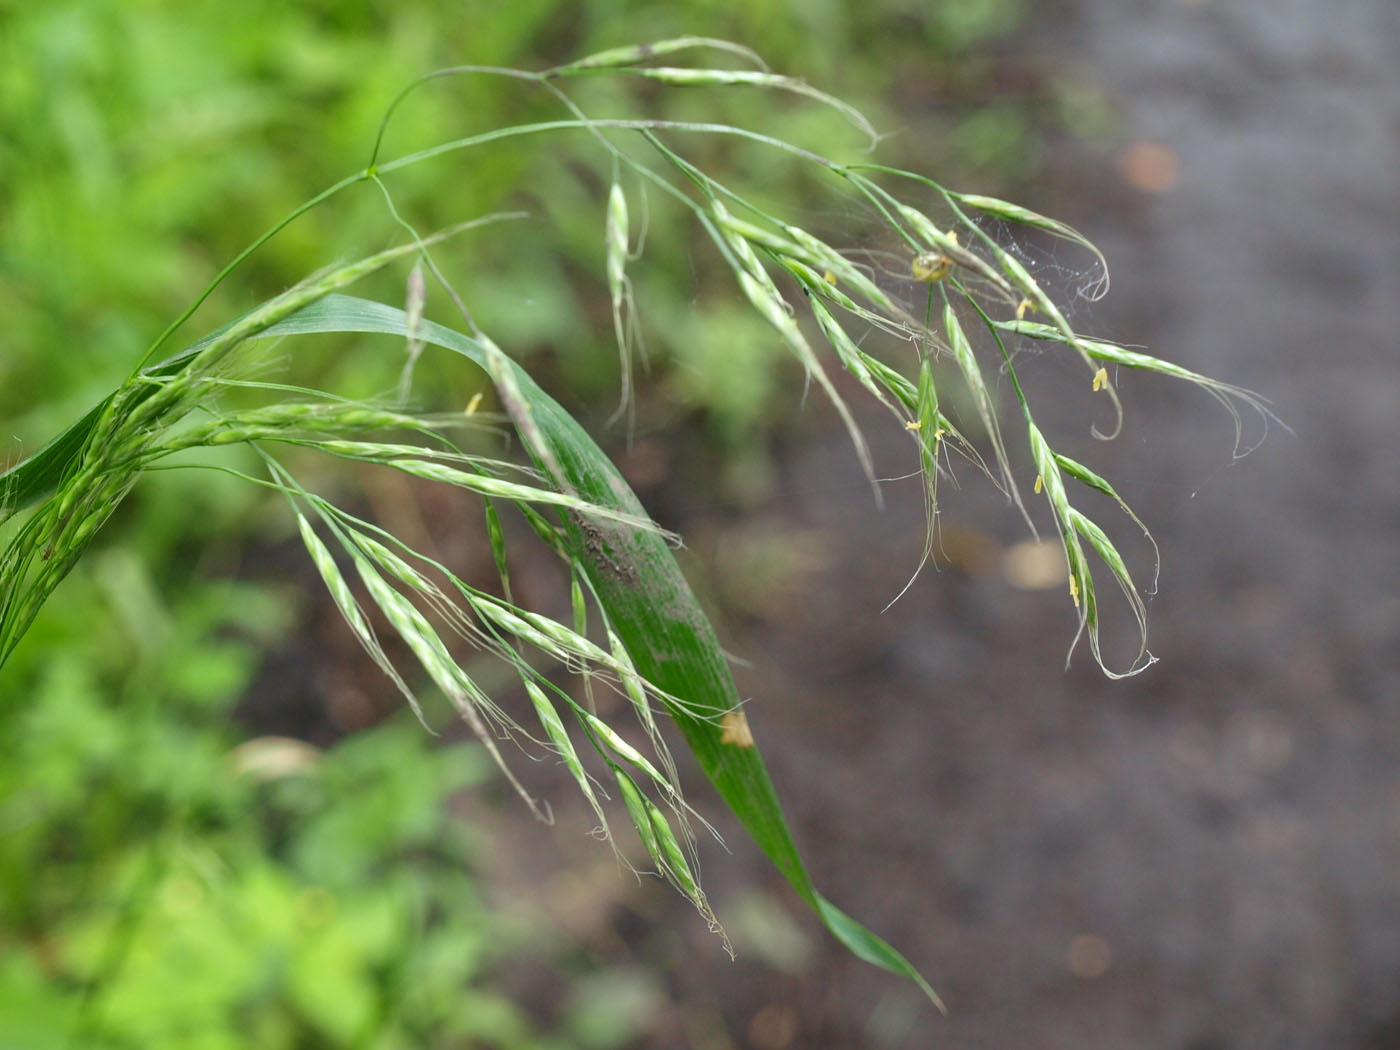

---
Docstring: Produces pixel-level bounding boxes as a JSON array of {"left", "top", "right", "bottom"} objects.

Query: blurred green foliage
[
  {"left": 0, "top": 546, "right": 561, "bottom": 1047},
  {"left": 0, "top": 0, "right": 1074, "bottom": 1043}
]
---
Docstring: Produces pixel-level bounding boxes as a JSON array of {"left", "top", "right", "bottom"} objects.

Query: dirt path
[{"left": 639, "top": 2, "right": 1400, "bottom": 1047}]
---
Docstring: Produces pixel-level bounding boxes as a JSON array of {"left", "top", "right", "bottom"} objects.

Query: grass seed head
[{"left": 525, "top": 679, "right": 612, "bottom": 840}]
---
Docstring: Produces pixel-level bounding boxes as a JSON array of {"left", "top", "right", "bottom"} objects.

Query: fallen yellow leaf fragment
[{"left": 720, "top": 709, "right": 755, "bottom": 748}]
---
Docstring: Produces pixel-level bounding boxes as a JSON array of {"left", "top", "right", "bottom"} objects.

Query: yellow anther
[
  {"left": 1015, "top": 298, "right": 1036, "bottom": 320},
  {"left": 905, "top": 419, "right": 923, "bottom": 431},
  {"left": 1092, "top": 367, "right": 1108, "bottom": 392},
  {"left": 822, "top": 269, "right": 837, "bottom": 285},
  {"left": 1034, "top": 474, "right": 1044, "bottom": 494},
  {"left": 1069, "top": 573, "right": 1081, "bottom": 607},
  {"left": 465, "top": 392, "right": 483, "bottom": 415}
]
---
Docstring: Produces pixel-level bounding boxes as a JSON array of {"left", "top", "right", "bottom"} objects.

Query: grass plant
[{"left": 0, "top": 38, "right": 1272, "bottom": 1009}]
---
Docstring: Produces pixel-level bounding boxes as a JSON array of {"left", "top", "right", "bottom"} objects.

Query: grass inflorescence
[{"left": 0, "top": 38, "right": 1273, "bottom": 1008}]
